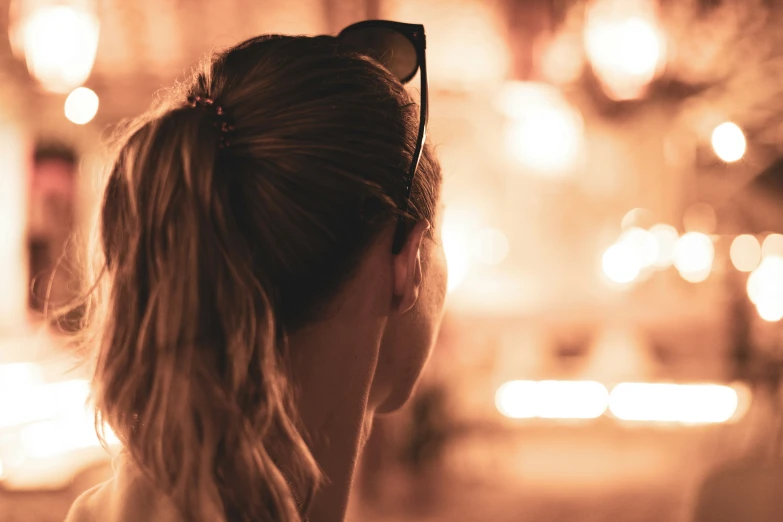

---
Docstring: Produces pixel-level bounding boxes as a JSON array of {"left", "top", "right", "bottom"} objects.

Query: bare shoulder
[
  {"left": 64, "top": 480, "right": 109, "bottom": 522},
  {"left": 63, "top": 457, "right": 183, "bottom": 522}
]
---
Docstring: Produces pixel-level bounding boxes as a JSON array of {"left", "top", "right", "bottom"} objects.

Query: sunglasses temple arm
[
  {"left": 391, "top": 54, "right": 428, "bottom": 255},
  {"left": 404, "top": 49, "right": 428, "bottom": 205},
  {"left": 419, "top": 51, "right": 428, "bottom": 127}
]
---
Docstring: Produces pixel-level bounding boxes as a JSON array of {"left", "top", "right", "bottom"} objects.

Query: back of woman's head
[{"left": 91, "top": 34, "right": 440, "bottom": 522}]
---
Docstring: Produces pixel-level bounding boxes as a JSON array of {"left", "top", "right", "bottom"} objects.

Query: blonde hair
[{"left": 79, "top": 34, "right": 440, "bottom": 521}]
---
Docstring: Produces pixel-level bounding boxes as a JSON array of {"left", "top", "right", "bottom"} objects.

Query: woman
[{"left": 65, "top": 25, "right": 446, "bottom": 522}]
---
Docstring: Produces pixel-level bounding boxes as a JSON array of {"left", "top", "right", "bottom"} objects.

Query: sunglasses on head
[{"left": 337, "top": 20, "right": 428, "bottom": 254}]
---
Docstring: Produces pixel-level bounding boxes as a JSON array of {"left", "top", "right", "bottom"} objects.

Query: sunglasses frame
[{"left": 338, "top": 20, "right": 428, "bottom": 254}]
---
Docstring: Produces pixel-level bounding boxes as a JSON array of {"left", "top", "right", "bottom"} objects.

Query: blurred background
[{"left": 2, "top": 0, "right": 783, "bottom": 521}]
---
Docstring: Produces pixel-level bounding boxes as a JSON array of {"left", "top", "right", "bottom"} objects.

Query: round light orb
[
  {"left": 762, "top": 233, "right": 783, "bottom": 259},
  {"left": 64, "top": 87, "right": 98, "bottom": 124},
  {"left": 756, "top": 300, "right": 783, "bottom": 323},
  {"left": 747, "top": 255, "right": 783, "bottom": 307},
  {"left": 619, "top": 227, "right": 658, "bottom": 268},
  {"left": 683, "top": 202, "right": 717, "bottom": 234},
  {"left": 711, "top": 122, "right": 746, "bottom": 163},
  {"left": 20, "top": 5, "right": 100, "bottom": 93},
  {"left": 621, "top": 207, "right": 653, "bottom": 231},
  {"left": 673, "top": 232, "right": 714, "bottom": 282},
  {"left": 584, "top": 2, "right": 664, "bottom": 101},
  {"left": 730, "top": 235, "right": 761, "bottom": 272},
  {"left": 649, "top": 224, "right": 679, "bottom": 268},
  {"left": 602, "top": 242, "right": 641, "bottom": 284}
]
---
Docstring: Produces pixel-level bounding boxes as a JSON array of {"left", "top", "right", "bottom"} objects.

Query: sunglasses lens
[{"left": 339, "top": 26, "right": 418, "bottom": 83}]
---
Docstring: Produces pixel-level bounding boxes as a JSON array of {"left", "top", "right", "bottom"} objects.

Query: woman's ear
[{"left": 392, "top": 221, "right": 430, "bottom": 314}]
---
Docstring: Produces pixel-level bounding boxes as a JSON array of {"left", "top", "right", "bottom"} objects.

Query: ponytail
[{"left": 93, "top": 104, "right": 321, "bottom": 521}]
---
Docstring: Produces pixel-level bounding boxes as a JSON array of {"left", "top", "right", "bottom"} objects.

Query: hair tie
[{"left": 185, "top": 95, "right": 235, "bottom": 149}]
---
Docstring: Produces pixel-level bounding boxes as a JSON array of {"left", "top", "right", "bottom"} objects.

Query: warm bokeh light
[
  {"left": 0, "top": 0, "right": 779, "bottom": 508},
  {"left": 0, "top": 363, "right": 42, "bottom": 403},
  {"left": 673, "top": 232, "right": 714, "bottom": 283},
  {"left": 730, "top": 234, "right": 761, "bottom": 272},
  {"left": 19, "top": 413, "right": 119, "bottom": 460},
  {"left": 0, "top": 369, "right": 120, "bottom": 487},
  {"left": 602, "top": 227, "right": 660, "bottom": 284},
  {"left": 585, "top": 326, "right": 659, "bottom": 385},
  {"left": 678, "top": 267, "right": 712, "bottom": 283},
  {"left": 64, "top": 86, "right": 99, "bottom": 124},
  {"left": 0, "top": 124, "right": 28, "bottom": 329},
  {"left": 540, "top": 32, "right": 584, "bottom": 85},
  {"left": 620, "top": 207, "right": 653, "bottom": 231},
  {"left": 746, "top": 255, "right": 783, "bottom": 304},
  {"left": 441, "top": 209, "right": 475, "bottom": 293},
  {"left": 609, "top": 383, "right": 740, "bottom": 423},
  {"left": 761, "top": 233, "right": 783, "bottom": 258},
  {"left": 649, "top": 223, "right": 679, "bottom": 268},
  {"left": 474, "top": 227, "right": 509, "bottom": 266},
  {"left": 497, "top": 380, "right": 745, "bottom": 424},
  {"left": 756, "top": 300, "right": 783, "bottom": 322},
  {"left": 602, "top": 241, "right": 641, "bottom": 284},
  {"left": 683, "top": 202, "right": 716, "bottom": 234},
  {"left": 620, "top": 227, "right": 658, "bottom": 268},
  {"left": 0, "top": 376, "right": 87, "bottom": 429},
  {"left": 584, "top": 0, "right": 664, "bottom": 100},
  {"left": 18, "top": 4, "right": 100, "bottom": 92},
  {"left": 396, "top": 0, "right": 509, "bottom": 91},
  {"left": 443, "top": 234, "right": 469, "bottom": 293},
  {"left": 711, "top": 121, "right": 746, "bottom": 163},
  {"left": 747, "top": 255, "right": 783, "bottom": 322},
  {"left": 501, "top": 82, "right": 583, "bottom": 175},
  {"left": 495, "top": 380, "right": 609, "bottom": 420}
]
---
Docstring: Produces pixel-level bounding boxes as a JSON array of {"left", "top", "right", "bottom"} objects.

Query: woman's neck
[{"left": 289, "top": 311, "right": 386, "bottom": 521}]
